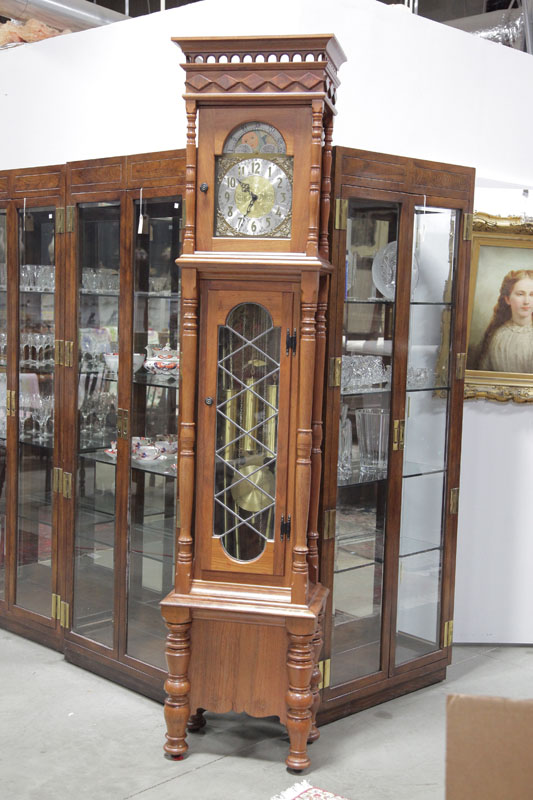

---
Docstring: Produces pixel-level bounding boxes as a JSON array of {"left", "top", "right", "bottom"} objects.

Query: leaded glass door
[{"left": 196, "top": 284, "right": 296, "bottom": 578}]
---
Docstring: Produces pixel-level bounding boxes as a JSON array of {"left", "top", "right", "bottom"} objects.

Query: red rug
[{"left": 271, "top": 781, "right": 351, "bottom": 800}]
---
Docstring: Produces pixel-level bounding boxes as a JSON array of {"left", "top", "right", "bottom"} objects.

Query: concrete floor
[{"left": 1, "top": 631, "right": 532, "bottom": 800}]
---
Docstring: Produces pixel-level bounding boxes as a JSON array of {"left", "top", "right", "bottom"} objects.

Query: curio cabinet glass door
[
  {"left": 319, "top": 147, "right": 474, "bottom": 722},
  {"left": 63, "top": 176, "right": 183, "bottom": 689},
  {"left": 14, "top": 195, "right": 64, "bottom": 637}
]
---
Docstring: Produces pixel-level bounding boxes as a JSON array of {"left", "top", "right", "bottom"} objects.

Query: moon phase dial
[{"left": 215, "top": 155, "right": 293, "bottom": 239}]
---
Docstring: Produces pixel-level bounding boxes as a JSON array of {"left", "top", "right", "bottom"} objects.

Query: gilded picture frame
[{"left": 465, "top": 213, "right": 533, "bottom": 403}]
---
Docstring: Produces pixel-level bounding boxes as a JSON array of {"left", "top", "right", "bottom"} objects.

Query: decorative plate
[{"left": 371, "top": 241, "right": 419, "bottom": 300}]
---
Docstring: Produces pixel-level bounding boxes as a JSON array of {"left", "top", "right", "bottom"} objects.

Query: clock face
[{"left": 216, "top": 155, "right": 293, "bottom": 239}]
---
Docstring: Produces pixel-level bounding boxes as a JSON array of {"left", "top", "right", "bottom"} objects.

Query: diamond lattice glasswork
[{"left": 214, "top": 303, "right": 280, "bottom": 562}]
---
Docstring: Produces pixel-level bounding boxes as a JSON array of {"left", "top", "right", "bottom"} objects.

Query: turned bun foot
[{"left": 187, "top": 708, "right": 207, "bottom": 732}]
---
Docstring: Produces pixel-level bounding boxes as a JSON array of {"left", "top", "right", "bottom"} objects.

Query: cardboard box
[{"left": 446, "top": 694, "right": 533, "bottom": 799}]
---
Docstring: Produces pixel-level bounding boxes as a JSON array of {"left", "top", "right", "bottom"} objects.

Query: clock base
[{"left": 161, "top": 583, "right": 328, "bottom": 770}]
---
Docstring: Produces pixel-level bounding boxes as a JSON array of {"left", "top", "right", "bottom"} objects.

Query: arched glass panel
[{"left": 214, "top": 303, "right": 280, "bottom": 561}]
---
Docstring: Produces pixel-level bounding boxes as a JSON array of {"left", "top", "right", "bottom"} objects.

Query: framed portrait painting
[{"left": 465, "top": 214, "right": 533, "bottom": 403}]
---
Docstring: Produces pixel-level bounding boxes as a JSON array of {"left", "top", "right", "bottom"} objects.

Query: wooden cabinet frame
[{"left": 317, "top": 147, "right": 474, "bottom": 724}]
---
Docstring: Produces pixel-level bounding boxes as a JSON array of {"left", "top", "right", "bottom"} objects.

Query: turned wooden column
[
  {"left": 285, "top": 626, "right": 315, "bottom": 771},
  {"left": 163, "top": 614, "right": 192, "bottom": 758}
]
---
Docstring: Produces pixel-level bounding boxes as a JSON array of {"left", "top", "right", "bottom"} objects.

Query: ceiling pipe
[{"left": 0, "top": 0, "right": 128, "bottom": 32}]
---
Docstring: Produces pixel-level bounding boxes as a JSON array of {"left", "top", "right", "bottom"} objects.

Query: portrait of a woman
[{"left": 477, "top": 269, "right": 533, "bottom": 373}]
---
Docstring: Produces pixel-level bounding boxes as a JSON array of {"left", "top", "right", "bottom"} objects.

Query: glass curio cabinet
[
  {"left": 0, "top": 145, "right": 474, "bottom": 721},
  {"left": 0, "top": 153, "right": 186, "bottom": 699},
  {"left": 317, "top": 147, "right": 474, "bottom": 722}
]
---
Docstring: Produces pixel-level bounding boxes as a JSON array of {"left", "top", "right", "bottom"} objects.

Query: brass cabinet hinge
[
  {"left": 328, "top": 356, "right": 342, "bottom": 388},
  {"left": 6, "top": 389, "right": 16, "bottom": 417},
  {"left": 55, "top": 339, "right": 64, "bottom": 367},
  {"left": 392, "top": 419, "right": 405, "bottom": 451},
  {"left": 64, "top": 341, "right": 74, "bottom": 368},
  {"left": 55, "top": 207, "right": 65, "bottom": 235},
  {"left": 335, "top": 198, "right": 348, "bottom": 231},
  {"left": 323, "top": 509, "right": 336, "bottom": 540},
  {"left": 62, "top": 472, "right": 72, "bottom": 500},
  {"left": 444, "top": 620, "right": 454, "bottom": 648},
  {"left": 66, "top": 205, "right": 75, "bottom": 233},
  {"left": 60, "top": 600, "right": 70, "bottom": 629},
  {"left": 456, "top": 352, "right": 467, "bottom": 380},
  {"left": 51, "top": 593, "right": 61, "bottom": 620},
  {"left": 463, "top": 213, "right": 473, "bottom": 241},
  {"left": 52, "top": 467, "right": 63, "bottom": 495},
  {"left": 318, "top": 658, "right": 331, "bottom": 690},
  {"left": 449, "top": 487, "right": 459, "bottom": 515}
]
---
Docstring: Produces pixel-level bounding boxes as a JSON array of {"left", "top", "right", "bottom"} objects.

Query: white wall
[
  {"left": 455, "top": 402, "right": 533, "bottom": 643},
  {"left": 1, "top": 0, "right": 533, "bottom": 187},
  {"left": 1, "top": 0, "right": 532, "bottom": 643}
]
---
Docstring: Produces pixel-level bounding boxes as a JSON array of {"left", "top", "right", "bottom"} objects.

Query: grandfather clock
[{"left": 161, "top": 34, "right": 345, "bottom": 771}]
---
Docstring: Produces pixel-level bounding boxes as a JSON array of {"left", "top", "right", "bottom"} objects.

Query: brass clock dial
[{"left": 215, "top": 155, "right": 293, "bottom": 239}]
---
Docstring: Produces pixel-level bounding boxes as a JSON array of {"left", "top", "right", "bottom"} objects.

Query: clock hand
[{"left": 244, "top": 190, "right": 259, "bottom": 217}]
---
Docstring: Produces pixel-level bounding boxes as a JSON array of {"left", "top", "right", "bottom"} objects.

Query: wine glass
[
  {"left": 35, "top": 395, "right": 53, "bottom": 443},
  {"left": 79, "top": 395, "right": 97, "bottom": 447}
]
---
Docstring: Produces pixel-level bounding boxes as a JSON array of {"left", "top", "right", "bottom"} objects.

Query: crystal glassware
[{"left": 355, "top": 408, "right": 390, "bottom": 476}]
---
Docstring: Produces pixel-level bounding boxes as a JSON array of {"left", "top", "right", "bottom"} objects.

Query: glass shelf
[
  {"left": 134, "top": 291, "right": 181, "bottom": 300},
  {"left": 337, "top": 466, "right": 388, "bottom": 488},
  {"left": 19, "top": 289, "right": 55, "bottom": 295},
  {"left": 410, "top": 300, "right": 453, "bottom": 306},
  {"left": 80, "top": 369, "right": 179, "bottom": 388},
  {"left": 403, "top": 462, "right": 445, "bottom": 479},
  {"left": 399, "top": 536, "right": 443, "bottom": 558},
  {"left": 344, "top": 298, "right": 393, "bottom": 305},
  {"left": 82, "top": 448, "right": 177, "bottom": 478},
  {"left": 80, "top": 289, "right": 119, "bottom": 297},
  {"left": 18, "top": 435, "right": 54, "bottom": 452},
  {"left": 19, "top": 365, "right": 55, "bottom": 374},
  {"left": 341, "top": 388, "right": 390, "bottom": 397}
]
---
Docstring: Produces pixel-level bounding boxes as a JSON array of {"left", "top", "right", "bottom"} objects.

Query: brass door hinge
[
  {"left": 7, "top": 389, "right": 16, "bottom": 417},
  {"left": 55, "top": 339, "right": 64, "bottom": 367},
  {"left": 60, "top": 600, "right": 70, "bottom": 629},
  {"left": 323, "top": 509, "right": 336, "bottom": 540},
  {"left": 392, "top": 419, "right": 405, "bottom": 451},
  {"left": 456, "top": 352, "right": 467, "bottom": 380},
  {"left": 444, "top": 620, "right": 454, "bottom": 648},
  {"left": 463, "top": 213, "right": 473, "bottom": 241},
  {"left": 66, "top": 206, "right": 75, "bottom": 234},
  {"left": 51, "top": 593, "right": 61, "bottom": 620},
  {"left": 335, "top": 199, "right": 348, "bottom": 231},
  {"left": 318, "top": 658, "right": 331, "bottom": 690},
  {"left": 52, "top": 467, "right": 63, "bottom": 494},
  {"left": 449, "top": 487, "right": 459, "bottom": 515},
  {"left": 62, "top": 472, "right": 72, "bottom": 500},
  {"left": 64, "top": 341, "right": 74, "bottom": 368},
  {"left": 55, "top": 207, "right": 65, "bottom": 235},
  {"left": 328, "top": 356, "right": 342, "bottom": 388}
]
